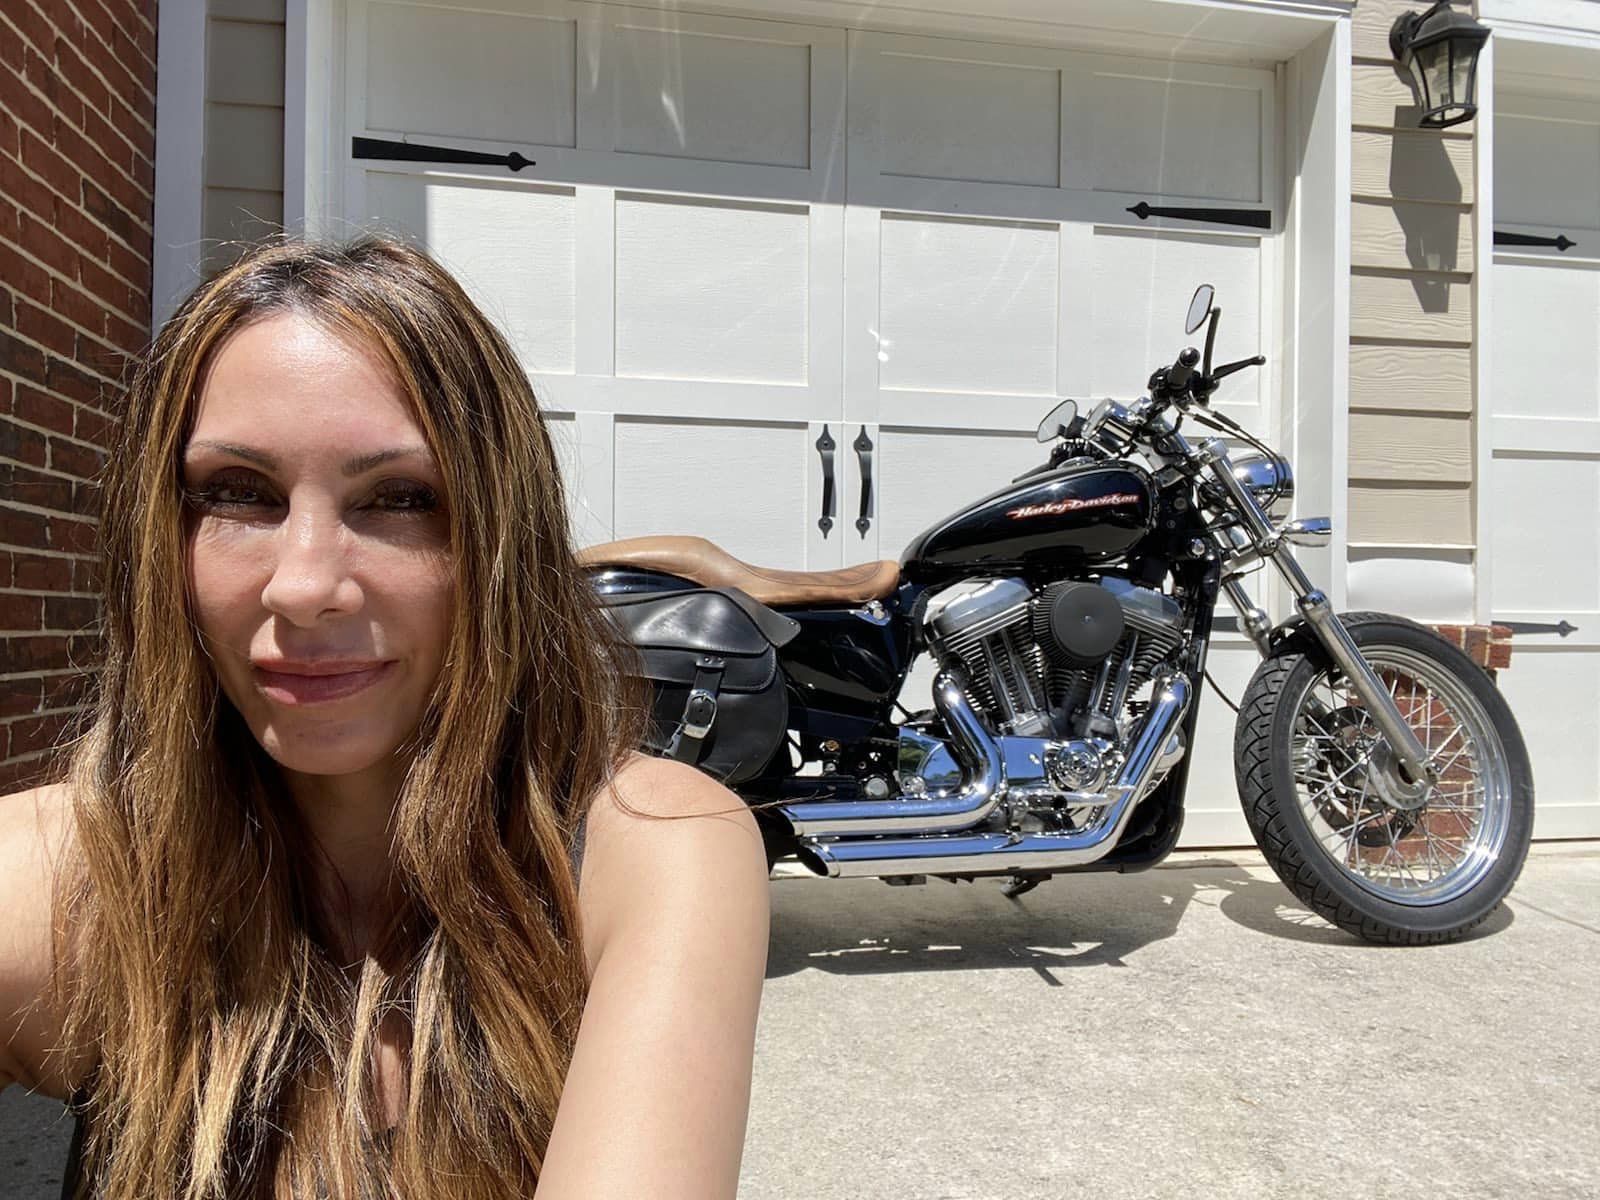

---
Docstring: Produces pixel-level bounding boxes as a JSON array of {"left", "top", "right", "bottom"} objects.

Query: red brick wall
[{"left": 0, "top": 0, "right": 156, "bottom": 792}]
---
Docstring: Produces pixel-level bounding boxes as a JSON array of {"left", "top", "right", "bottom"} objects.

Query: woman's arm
[
  {"left": 0, "top": 783, "right": 76, "bottom": 1096},
  {"left": 535, "top": 754, "right": 771, "bottom": 1200}
]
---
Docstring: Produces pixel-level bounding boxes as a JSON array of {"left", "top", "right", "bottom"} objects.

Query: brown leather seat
[{"left": 578, "top": 536, "right": 901, "bottom": 607}]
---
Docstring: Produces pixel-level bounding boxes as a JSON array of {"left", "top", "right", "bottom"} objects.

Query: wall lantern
[{"left": 1389, "top": 1, "right": 1491, "bottom": 129}]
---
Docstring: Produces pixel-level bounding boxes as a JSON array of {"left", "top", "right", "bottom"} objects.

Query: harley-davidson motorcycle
[{"left": 581, "top": 285, "right": 1534, "bottom": 944}]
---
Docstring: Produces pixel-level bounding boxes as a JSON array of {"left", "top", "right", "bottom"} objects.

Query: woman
[{"left": 0, "top": 235, "right": 771, "bottom": 1198}]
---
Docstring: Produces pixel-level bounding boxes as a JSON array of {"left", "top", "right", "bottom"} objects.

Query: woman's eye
[
  {"left": 186, "top": 479, "right": 275, "bottom": 510},
  {"left": 369, "top": 483, "right": 440, "bottom": 515}
]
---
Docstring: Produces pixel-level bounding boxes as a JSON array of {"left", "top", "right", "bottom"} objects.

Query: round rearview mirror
[
  {"left": 1035, "top": 398, "right": 1078, "bottom": 443},
  {"left": 1185, "top": 284, "right": 1215, "bottom": 335}
]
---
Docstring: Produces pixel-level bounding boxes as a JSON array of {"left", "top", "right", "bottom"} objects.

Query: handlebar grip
[{"left": 1165, "top": 346, "right": 1201, "bottom": 395}]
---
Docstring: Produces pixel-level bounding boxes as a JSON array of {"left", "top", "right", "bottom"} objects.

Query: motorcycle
[{"left": 581, "top": 285, "right": 1534, "bottom": 945}]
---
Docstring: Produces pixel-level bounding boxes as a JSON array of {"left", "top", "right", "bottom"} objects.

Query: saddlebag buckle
[{"left": 667, "top": 655, "right": 727, "bottom": 765}]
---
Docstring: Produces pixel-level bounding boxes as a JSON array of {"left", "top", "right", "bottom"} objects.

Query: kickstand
[{"left": 1002, "top": 875, "right": 1041, "bottom": 900}]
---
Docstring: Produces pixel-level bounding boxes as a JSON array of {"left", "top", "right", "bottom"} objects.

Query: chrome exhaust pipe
[
  {"left": 801, "top": 674, "right": 1192, "bottom": 878},
  {"left": 782, "top": 670, "right": 1002, "bottom": 837}
]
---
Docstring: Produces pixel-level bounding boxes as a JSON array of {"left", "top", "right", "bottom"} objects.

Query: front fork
[{"left": 1200, "top": 440, "right": 1437, "bottom": 790}]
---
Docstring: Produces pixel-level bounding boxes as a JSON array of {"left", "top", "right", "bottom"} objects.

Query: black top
[{"left": 59, "top": 817, "right": 590, "bottom": 1198}]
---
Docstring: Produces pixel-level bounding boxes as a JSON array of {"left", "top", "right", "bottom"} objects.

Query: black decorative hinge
[
  {"left": 1126, "top": 201, "right": 1271, "bottom": 230},
  {"left": 1493, "top": 230, "right": 1576, "bottom": 252},
  {"left": 1496, "top": 619, "right": 1579, "bottom": 638},
  {"left": 352, "top": 136, "right": 536, "bottom": 173}
]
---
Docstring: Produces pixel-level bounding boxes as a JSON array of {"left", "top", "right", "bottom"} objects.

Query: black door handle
[
  {"left": 816, "top": 425, "right": 836, "bottom": 535},
  {"left": 854, "top": 428, "right": 874, "bottom": 536}
]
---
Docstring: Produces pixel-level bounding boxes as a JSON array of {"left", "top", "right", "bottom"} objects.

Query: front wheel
[{"left": 1235, "top": 613, "right": 1534, "bottom": 944}]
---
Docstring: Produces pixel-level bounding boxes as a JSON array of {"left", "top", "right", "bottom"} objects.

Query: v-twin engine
[
  {"left": 927, "top": 574, "right": 1185, "bottom": 744},
  {"left": 781, "top": 574, "right": 1194, "bottom": 878}
]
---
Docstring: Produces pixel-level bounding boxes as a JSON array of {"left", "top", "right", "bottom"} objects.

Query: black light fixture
[{"left": 1389, "top": 1, "right": 1491, "bottom": 129}]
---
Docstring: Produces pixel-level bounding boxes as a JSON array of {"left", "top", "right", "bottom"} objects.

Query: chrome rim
[{"left": 1286, "top": 645, "right": 1512, "bottom": 906}]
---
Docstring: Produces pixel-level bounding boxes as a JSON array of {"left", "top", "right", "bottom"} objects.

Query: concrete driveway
[
  {"left": 741, "top": 845, "right": 1600, "bottom": 1200},
  {"left": 4, "top": 847, "right": 1596, "bottom": 1197}
]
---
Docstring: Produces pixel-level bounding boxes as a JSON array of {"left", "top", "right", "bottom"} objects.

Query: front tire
[{"left": 1235, "top": 613, "right": 1534, "bottom": 944}]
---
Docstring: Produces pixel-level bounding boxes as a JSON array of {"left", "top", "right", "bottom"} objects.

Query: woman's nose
[{"left": 260, "top": 505, "right": 364, "bottom": 626}]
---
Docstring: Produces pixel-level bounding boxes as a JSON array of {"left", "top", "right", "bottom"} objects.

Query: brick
[
  {"left": 43, "top": 595, "right": 97, "bottom": 630},
  {"left": 46, "top": 513, "right": 95, "bottom": 554},
  {"left": 6, "top": 710, "right": 74, "bottom": 755},
  {"left": 1, "top": 57, "right": 54, "bottom": 144},
  {"left": 72, "top": 0, "right": 120, "bottom": 64},
  {"left": 48, "top": 275, "right": 105, "bottom": 335},
  {"left": 68, "top": 477, "right": 98, "bottom": 516},
  {"left": 6, "top": 461, "right": 75, "bottom": 509},
  {"left": 17, "top": 210, "right": 78, "bottom": 278},
  {"left": 1461, "top": 625, "right": 1489, "bottom": 668},
  {"left": 13, "top": 384, "right": 76, "bottom": 436},
  {"left": 74, "top": 331, "right": 128, "bottom": 381},
  {"left": 0, "top": 507, "right": 51, "bottom": 550},
  {"left": 0, "top": 329, "right": 49, "bottom": 385},
  {"left": 0, "top": 592, "right": 45, "bottom": 629},
  {"left": 107, "top": 90, "right": 153, "bottom": 160},
  {"left": 102, "top": 306, "right": 147, "bottom": 356},
  {"left": 50, "top": 109, "right": 125, "bottom": 195},
  {"left": 0, "top": 287, "right": 10, "bottom": 328},
  {"left": 78, "top": 254, "right": 142, "bottom": 318},
  {"left": 12, "top": 553, "right": 71, "bottom": 589},
  {"left": 71, "top": 556, "right": 97, "bottom": 592},
  {"left": 0, "top": 677, "right": 44, "bottom": 718},
  {"left": 1488, "top": 625, "right": 1513, "bottom": 671},
  {"left": 40, "top": 668, "right": 92, "bottom": 709},
  {"left": 0, "top": 18, "right": 22, "bottom": 72},
  {"left": 2, "top": 3, "right": 57, "bottom": 62},
  {"left": 0, "top": 419, "right": 49, "bottom": 466},
  {"left": 54, "top": 198, "right": 111, "bottom": 268},
  {"left": 75, "top": 26, "right": 143, "bottom": 117},
  {"left": 2, "top": 158, "right": 61, "bottom": 243},
  {"left": 0, "top": 194, "right": 18, "bottom": 244},
  {"left": 15, "top": 294, "right": 77, "bottom": 358},
  {"left": 19, "top": 126, "right": 80, "bottom": 204},
  {"left": 72, "top": 403, "right": 115, "bottom": 446},
  {"left": 45, "top": 354, "right": 109, "bottom": 405},
  {"left": 81, "top": 176, "right": 143, "bottom": 248},
  {"left": 48, "top": 436, "right": 104, "bottom": 478}
]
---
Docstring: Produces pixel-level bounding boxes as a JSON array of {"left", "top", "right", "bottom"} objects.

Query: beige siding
[
  {"left": 1349, "top": 342, "right": 1472, "bottom": 413},
  {"left": 202, "top": 1, "right": 287, "bottom": 273},
  {"left": 1348, "top": 484, "right": 1474, "bottom": 546},
  {"left": 1351, "top": 197, "right": 1473, "bottom": 274},
  {"left": 1345, "top": 3, "right": 1479, "bottom": 551}
]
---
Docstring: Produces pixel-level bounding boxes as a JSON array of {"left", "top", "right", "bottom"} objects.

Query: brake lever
[{"left": 1210, "top": 354, "right": 1266, "bottom": 382}]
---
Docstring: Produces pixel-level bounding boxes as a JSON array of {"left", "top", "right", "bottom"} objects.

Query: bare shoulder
[
  {"left": 0, "top": 782, "right": 78, "bottom": 1095},
  {"left": 576, "top": 753, "right": 768, "bottom": 973}
]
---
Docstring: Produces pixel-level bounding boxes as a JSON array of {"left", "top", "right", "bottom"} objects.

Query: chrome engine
[{"left": 924, "top": 574, "right": 1186, "bottom": 744}]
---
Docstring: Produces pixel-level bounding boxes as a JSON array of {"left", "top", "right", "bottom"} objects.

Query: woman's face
[{"left": 183, "top": 310, "right": 455, "bottom": 782}]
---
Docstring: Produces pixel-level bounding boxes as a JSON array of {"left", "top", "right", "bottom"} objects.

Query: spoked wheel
[{"left": 1236, "top": 614, "right": 1534, "bottom": 944}]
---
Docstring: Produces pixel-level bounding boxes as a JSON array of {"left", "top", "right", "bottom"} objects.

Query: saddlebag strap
[{"left": 667, "top": 655, "right": 727, "bottom": 765}]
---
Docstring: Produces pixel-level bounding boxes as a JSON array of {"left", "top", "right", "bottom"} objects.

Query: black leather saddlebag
[{"left": 599, "top": 587, "right": 794, "bottom": 785}]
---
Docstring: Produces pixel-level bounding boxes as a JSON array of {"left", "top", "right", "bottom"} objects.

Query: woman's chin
[{"left": 253, "top": 723, "right": 409, "bottom": 780}]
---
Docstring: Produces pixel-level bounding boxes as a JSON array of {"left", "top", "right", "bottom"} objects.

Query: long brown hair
[{"left": 53, "top": 233, "right": 649, "bottom": 1198}]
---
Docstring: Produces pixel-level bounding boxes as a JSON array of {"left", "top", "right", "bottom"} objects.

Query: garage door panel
[
  {"left": 1496, "top": 100, "right": 1600, "bottom": 233},
  {"left": 612, "top": 419, "right": 812, "bottom": 569},
  {"left": 1489, "top": 454, "right": 1600, "bottom": 617},
  {"left": 363, "top": 172, "right": 577, "bottom": 374},
  {"left": 1087, "top": 73, "right": 1263, "bottom": 203},
  {"left": 875, "top": 53, "right": 1061, "bottom": 188},
  {"left": 1088, "top": 227, "right": 1263, "bottom": 414},
  {"left": 877, "top": 214, "right": 1058, "bottom": 396},
  {"left": 1493, "top": 647, "right": 1600, "bottom": 838},
  {"left": 873, "top": 428, "right": 1043, "bottom": 565},
  {"left": 615, "top": 193, "right": 809, "bottom": 385},
  {"left": 363, "top": 2, "right": 578, "bottom": 148},
  {"left": 611, "top": 23, "right": 811, "bottom": 168},
  {"left": 1491, "top": 261, "right": 1600, "bottom": 418}
]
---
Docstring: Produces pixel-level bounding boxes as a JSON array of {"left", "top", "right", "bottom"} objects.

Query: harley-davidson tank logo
[{"left": 1006, "top": 491, "right": 1141, "bottom": 520}]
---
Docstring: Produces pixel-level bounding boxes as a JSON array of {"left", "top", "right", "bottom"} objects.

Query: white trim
[
  {"left": 1473, "top": 34, "right": 1494, "bottom": 625},
  {"left": 152, "top": 0, "right": 207, "bottom": 325}
]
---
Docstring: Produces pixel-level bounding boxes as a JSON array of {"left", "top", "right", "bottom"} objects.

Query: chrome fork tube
[{"left": 1199, "top": 439, "right": 1434, "bottom": 785}]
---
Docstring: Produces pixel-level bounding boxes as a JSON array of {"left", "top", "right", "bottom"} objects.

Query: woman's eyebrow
[{"left": 185, "top": 440, "right": 435, "bottom": 476}]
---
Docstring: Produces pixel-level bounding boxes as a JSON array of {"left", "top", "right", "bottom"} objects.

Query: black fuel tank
[{"left": 900, "top": 461, "right": 1153, "bottom": 581}]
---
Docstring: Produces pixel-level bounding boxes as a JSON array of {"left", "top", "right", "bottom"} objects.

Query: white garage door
[
  {"left": 1491, "top": 90, "right": 1600, "bottom": 839},
  {"left": 337, "top": 0, "right": 1282, "bottom": 843}
]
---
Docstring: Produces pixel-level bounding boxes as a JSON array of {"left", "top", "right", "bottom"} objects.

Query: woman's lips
[{"left": 253, "top": 662, "right": 395, "bottom": 706}]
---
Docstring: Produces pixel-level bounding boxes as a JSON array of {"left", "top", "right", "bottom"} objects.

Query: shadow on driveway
[{"left": 765, "top": 857, "right": 1514, "bottom": 980}]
